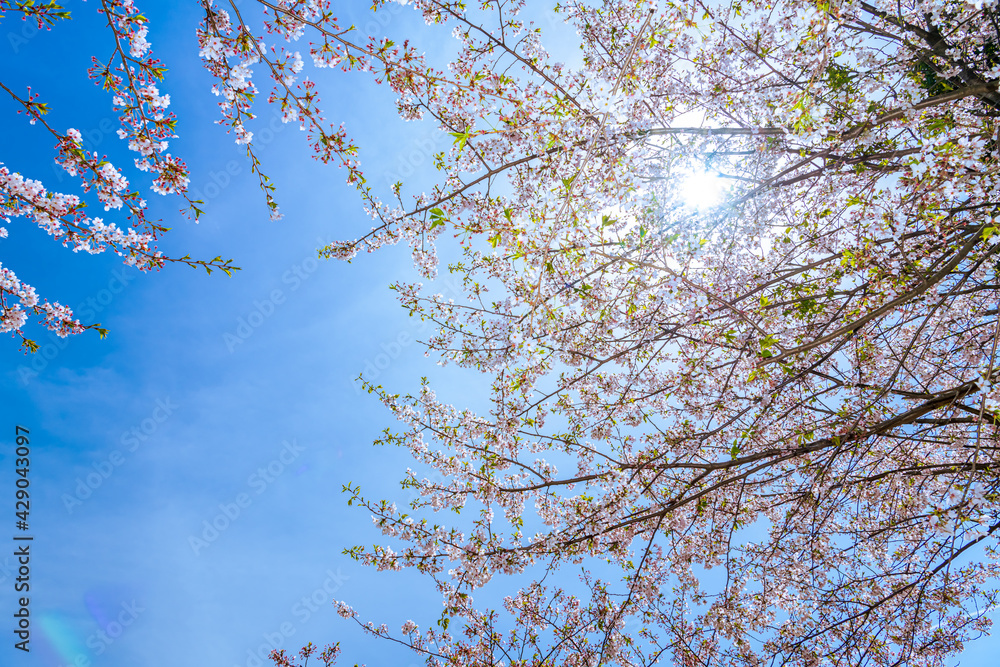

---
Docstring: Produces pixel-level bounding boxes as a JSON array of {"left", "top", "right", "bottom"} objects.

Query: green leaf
[
  {"left": 448, "top": 131, "right": 469, "bottom": 151},
  {"left": 429, "top": 207, "right": 447, "bottom": 230},
  {"left": 759, "top": 334, "right": 778, "bottom": 351}
]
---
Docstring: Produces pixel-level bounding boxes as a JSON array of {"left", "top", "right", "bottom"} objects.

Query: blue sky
[
  {"left": 0, "top": 2, "right": 996, "bottom": 666},
  {"left": 0, "top": 2, "right": 466, "bottom": 665}
]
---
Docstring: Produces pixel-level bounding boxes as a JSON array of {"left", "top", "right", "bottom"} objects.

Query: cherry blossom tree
[
  {"left": 237, "top": 0, "right": 996, "bottom": 665},
  {"left": 0, "top": 0, "right": 236, "bottom": 352},
  {"left": 9, "top": 0, "right": 1000, "bottom": 664}
]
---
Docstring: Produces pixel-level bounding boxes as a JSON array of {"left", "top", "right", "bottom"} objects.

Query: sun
[{"left": 679, "top": 170, "right": 727, "bottom": 209}]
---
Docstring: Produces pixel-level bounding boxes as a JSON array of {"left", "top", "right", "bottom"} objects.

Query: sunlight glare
[{"left": 680, "top": 170, "right": 726, "bottom": 209}]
